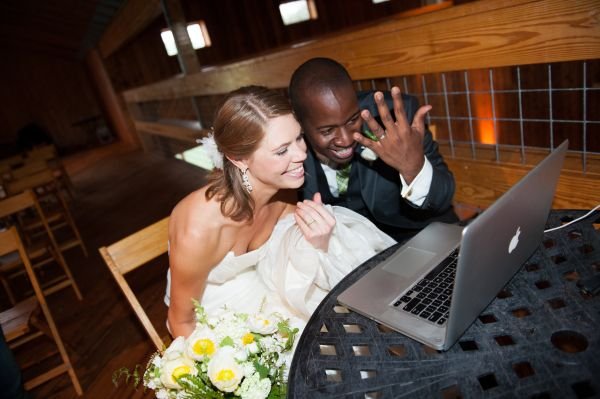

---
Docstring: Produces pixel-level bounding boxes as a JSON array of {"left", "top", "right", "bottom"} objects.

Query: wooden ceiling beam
[{"left": 97, "top": 0, "right": 163, "bottom": 59}]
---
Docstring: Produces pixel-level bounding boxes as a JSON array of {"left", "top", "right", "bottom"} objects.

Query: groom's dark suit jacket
[{"left": 300, "top": 91, "right": 458, "bottom": 242}]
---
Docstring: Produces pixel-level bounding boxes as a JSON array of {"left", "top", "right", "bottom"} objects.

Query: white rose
[
  {"left": 160, "top": 355, "right": 197, "bottom": 389},
  {"left": 207, "top": 347, "right": 244, "bottom": 392},
  {"left": 247, "top": 313, "right": 279, "bottom": 335},
  {"left": 163, "top": 336, "right": 186, "bottom": 360},
  {"left": 245, "top": 342, "right": 259, "bottom": 354},
  {"left": 185, "top": 327, "right": 218, "bottom": 361}
]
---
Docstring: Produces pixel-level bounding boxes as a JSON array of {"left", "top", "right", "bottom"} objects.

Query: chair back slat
[
  {"left": 26, "top": 145, "right": 57, "bottom": 162},
  {"left": 11, "top": 160, "right": 49, "bottom": 180},
  {"left": 103, "top": 217, "right": 169, "bottom": 275},
  {"left": 0, "top": 227, "right": 19, "bottom": 256},
  {"left": 5, "top": 169, "right": 55, "bottom": 196},
  {"left": 99, "top": 216, "right": 170, "bottom": 352},
  {"left": 0, "top": 190, "right": 36, "bottom": 218}
]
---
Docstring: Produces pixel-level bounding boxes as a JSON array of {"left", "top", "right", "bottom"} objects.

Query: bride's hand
[{"left": 294, "top": 193, "right": 336, "bottom": 251}]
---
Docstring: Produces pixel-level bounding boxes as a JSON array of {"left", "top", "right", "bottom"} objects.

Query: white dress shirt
[{"left": 321, "top": 155, "right": 433, "bottom": 206}]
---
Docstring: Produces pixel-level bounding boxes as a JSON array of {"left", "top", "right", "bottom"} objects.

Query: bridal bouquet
[{"left": 143, "top": 301, "right": 298, "bottom": 399}]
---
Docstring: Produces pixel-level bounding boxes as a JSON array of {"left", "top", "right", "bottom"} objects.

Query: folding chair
[
  {"left": 10, "top": 160, "right": 49, "bottom": 180},
  {"left": 0, "top": 226, "right": 83, "bottom": 395},
  {"left": 5, "top": 169, "right": 87, "bottom": 257},
  {"left": 0, "top": 154, "right": 25, "bottom": 172},
  {"left": 0, "top": 190, "right": 82, "bottom": 303},
  {"left": 99, "top": 217, "right": 170, "bottom": 352},
  {"left": 25, "top": 145, "right": 75, "bottom": 199}
]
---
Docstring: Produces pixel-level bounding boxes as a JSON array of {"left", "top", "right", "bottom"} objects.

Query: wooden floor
[{"left": 1, "top": 149, "right": 208, "bottom": 398}]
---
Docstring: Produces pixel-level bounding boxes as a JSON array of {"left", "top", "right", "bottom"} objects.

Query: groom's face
[{"left": 299, "top": 83, "right": 361, "bottom": 167}]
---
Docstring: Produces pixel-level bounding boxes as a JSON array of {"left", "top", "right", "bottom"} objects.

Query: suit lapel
[{"left": 302, "top": 149, "right": 336, "bottom": 203}]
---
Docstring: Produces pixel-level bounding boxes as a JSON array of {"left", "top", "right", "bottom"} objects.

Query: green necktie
[{"left": 336, "top": 164, "right": 352, "bottom": 196}]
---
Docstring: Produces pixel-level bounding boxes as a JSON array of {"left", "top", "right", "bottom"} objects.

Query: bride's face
[{"left": 245, "top": 114, "right": 307, "bottom": 190}]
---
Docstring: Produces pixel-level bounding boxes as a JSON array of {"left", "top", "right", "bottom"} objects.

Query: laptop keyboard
[{"left": 392, "top": 248, "right": 459, "bottom": 326}]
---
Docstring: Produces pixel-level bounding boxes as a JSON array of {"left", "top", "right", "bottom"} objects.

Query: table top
[{"left": 287, "top": 210, "right": 600, "bottom": 398}]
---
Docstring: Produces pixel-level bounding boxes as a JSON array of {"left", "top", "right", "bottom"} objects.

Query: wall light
[
  {"left": 161, "top": 21, "right": 211, "bottom": 56},
  {"left": 279, "top": 0, "right": 318, "bottom": 26}
]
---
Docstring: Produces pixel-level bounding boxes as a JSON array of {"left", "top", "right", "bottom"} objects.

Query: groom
[{"left": 289, "top": 57, "right": 457, "bottom": 242}]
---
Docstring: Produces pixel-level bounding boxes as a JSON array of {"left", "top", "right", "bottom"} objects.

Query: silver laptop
[{"left": 338, "top": 140, "right": 568, "bottom": 351}]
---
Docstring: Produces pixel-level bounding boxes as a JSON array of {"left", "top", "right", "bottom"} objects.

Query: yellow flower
[
  {"left": 185, "top": 327, "right": 217, "bottom": 361},
  {"left": 248, "top": 313, "right": 279, "bottom": 335},
  {"left": 173, "top": 365, "right": 193, "bottom": 379},
  {"left": 160, "top": 355, "right": 197, "bottom": 389},
  {"left": 193, "top": 338, "right": 216, "bottom": 356},
  {"left": 242, "top": 332, "right": 254, "bottom": 345},
  {"left": 207, "top": 347, "right": 244, "bottom": 392},
  {"left": 216, "top": 369, "right": 235, "bottom": 381}
]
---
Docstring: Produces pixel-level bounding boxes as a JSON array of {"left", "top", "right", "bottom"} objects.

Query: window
[
  {"left": 160, "top": 20, "right": 211, "bottom": 56},
  {"left": 372, "top": 0, "right": 390, "bottom": 3},
  {"left": 279, "top": 0, "right": 318, "bottom": 26}
]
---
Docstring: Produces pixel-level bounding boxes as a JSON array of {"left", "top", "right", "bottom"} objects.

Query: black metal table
[{"left": 288, "top": 210, "right": 600, "bottom": 398}]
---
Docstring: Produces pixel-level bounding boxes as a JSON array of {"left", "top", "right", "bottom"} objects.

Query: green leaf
[
  {"left": 277, "top": 321, "right": 298, "bottom": 351},
  {"left": 112, "top": 365, "right": 143, "bottom": 388},
  {"left": 192, "top": 299, "right": 208, "bottom": 324},
  {"left": 176, "top": 373, "right": 226, "bottom": 399},
  {"left": 220, "top": 336, "right": 234, "bottom": 347},
  {"left": 254, "top": 360, "right": 270, "bottom": 379}
]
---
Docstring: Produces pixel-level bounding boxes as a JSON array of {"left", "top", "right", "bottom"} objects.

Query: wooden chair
[
  {"left": 25, "top": 145, "right": 75, "bottom": 199},
  {"left": 25, "top": 145, "right": 56, "bottom": 162},
  {"left": 0, "top": 154, "right": 25, "bottom": 171},
  {"left": 0, "top": 226, "right": 83, "bottom": 395},
  {"left": 10, "top": 160, "right": 49, "bottom": 180},
  {"left": 5, "top": 169, "right": 87, "bottom": 257},
  {"left": 99, "top": 217, "right": 170, "bottom": 352},
  {"left": 0, "top": 190, "right": 82, "bottom": 303}
]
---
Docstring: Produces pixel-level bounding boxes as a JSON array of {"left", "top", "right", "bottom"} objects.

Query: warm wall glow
[
  {"left": 477, "top": 120, "right": 496, "bottom": 145},
  {"left": 471, "top": 94, "right": 496, "bottom": 145}
]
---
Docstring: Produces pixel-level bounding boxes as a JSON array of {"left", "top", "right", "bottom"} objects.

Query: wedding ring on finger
[
  {"left": 306, "top": 218, "right": 316, "bottom": 226},
  {"left": 378, "top": 132, "right": 387, "bottom": 140}
]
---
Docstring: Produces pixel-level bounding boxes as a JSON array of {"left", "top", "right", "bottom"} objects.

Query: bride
[{"left": 165, "top": 86, "right": 395, "bottom": 339}]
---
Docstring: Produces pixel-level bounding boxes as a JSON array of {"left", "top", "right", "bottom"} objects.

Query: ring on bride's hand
[
  {"left": 306, "top": 219, "right": 316, "bottom": 226},
  {"left": 378, "top": 132, "right": 387, "bottom": 140}
]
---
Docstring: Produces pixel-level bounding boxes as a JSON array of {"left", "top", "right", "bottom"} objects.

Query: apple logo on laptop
[{"left": 508, "top": 226, "right": 521, "bottom": 254}]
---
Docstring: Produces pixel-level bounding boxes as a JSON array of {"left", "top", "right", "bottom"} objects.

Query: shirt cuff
[{"left": 399, "top": 156, "right": 433, "bottom": 206}]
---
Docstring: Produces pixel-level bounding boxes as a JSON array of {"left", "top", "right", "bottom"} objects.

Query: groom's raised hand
[
  {"left": 295, "top": 192, "right": 336, "bottom": 251},
  {"left": 352, "top": 86, "right": 429, "bottom": 184}
]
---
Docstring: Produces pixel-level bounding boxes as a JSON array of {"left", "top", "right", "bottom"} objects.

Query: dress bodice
[{"left": 165, "top": 206, "right": 395, "bottom": 324}]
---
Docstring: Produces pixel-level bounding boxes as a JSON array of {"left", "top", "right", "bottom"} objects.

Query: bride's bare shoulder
[
  {"left": 170, "top": 188, "right": 226, "bottom": 236},
  {"left": 168, "top": 188, "right": 233, "bottom": 272}
]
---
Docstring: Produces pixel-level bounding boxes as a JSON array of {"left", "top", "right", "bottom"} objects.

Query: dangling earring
[{"left": 241, "top": 168, "right": 253, "bottom": 193}]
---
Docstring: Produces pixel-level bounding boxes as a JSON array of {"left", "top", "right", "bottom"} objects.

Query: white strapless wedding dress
[{"left": 164, "top": 206, "right": 395, "bottom": 334}]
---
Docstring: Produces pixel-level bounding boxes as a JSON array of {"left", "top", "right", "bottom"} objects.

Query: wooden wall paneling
[
  {"left": 98, "top": 0, "right": 163, "bottom": 58},
  {"left": 0, "top": 1, "right": 98, "bottom": 60},
  {"left": 103, "top": 17, "right": 181, "bottom": 93},
  {"left": 0, "top": 49, "right": 101, "bottom": 155},
  {"left": 180, "top": 0, "right": 443, "bottom": 67},
  {"left": 86, "top": 49, "right": 139, "bottom": 147},
  {"left": 122, "top": 0, "right": 600, "bottom": 102},
  {"left": 447, "top": 157, "right": 600, "bottom": 210}
]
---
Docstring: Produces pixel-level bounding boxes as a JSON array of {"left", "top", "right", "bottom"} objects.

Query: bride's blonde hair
[{"left": 205, "top": 86, "right": 293, "bottom": 222}]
